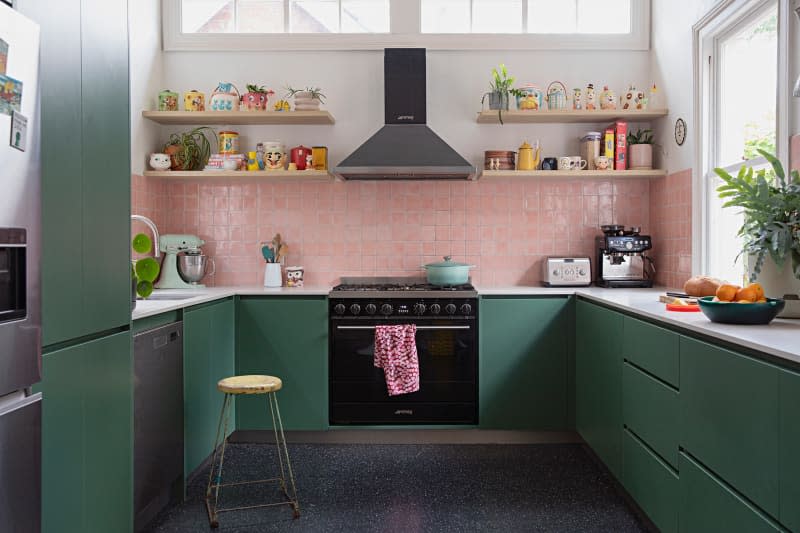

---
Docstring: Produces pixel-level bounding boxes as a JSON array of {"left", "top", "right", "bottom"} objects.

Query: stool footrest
[{"left": 210, "top": 477, "right": 283, "bottom": 489}]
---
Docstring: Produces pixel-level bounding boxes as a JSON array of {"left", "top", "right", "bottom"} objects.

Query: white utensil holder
[{"left": 264, "top": 263, "right": 282, "bottom": 287}]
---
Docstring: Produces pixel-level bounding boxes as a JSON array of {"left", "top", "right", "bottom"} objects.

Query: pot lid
[
  {"left": 424, "top": 256, "right": 472, "bottom": 268},
  {"left": 519, "top": 141, "right": 532, "bottom": 150}
]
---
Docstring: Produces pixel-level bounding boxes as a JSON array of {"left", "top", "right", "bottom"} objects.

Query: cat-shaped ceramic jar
[{"left": 149, "top": 153, "right": 171, "bottom": 171}]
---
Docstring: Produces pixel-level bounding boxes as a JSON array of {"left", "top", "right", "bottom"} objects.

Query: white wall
[
  {"left": 130, "top": 0, "right": 164, "bottom": 175},
  {"left": 154, "top": 49, "right": 652, "bottom": 170}
]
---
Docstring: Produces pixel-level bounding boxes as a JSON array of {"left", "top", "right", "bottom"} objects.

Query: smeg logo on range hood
[{"left": 396, "top": 115, "right": 415, "bottom": 121}]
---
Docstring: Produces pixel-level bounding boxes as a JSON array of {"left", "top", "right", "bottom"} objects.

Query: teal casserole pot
[{"left": 422, "top": 256, "right": 475, "bottom": 286}]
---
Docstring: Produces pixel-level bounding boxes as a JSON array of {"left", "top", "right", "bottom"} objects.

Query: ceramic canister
[
  {"left": 158, "top": 89, "right": 178, "bottom": 111},
  {"left": 218, "top": 131, "right": 240, "bottom": 154},
  {"left": 263, "top": 141, "right": 285, "bottom": 170},
  {"left": 290, "top": 145, "right": 312, "bottom": 170},
  {"left": 183, "top": 90, "right": 205, "bottom": 111}
]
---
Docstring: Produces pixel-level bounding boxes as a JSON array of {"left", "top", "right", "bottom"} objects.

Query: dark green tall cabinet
[{"left": 18, "top": 0, "right": 132, "bottom": 531}]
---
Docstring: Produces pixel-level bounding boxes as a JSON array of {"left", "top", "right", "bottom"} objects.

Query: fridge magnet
[
  {"left": 9, "top": 110, "right": 26, "bottom": 151},
  {"left": 0, "top": 73, "right": 23, "bottom": 115},
  {"left": 0, "top": 38, "right": 8, "bottom": 75}
]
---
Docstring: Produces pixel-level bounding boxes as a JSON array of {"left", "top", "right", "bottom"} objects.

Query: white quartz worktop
[{"left": 132, "top": 285, "right": 800, "bottom": 366}]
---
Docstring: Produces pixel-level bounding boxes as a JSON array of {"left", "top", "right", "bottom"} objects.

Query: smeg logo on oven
[{"left": 394, "top": 409, "right": 413, "bottom": 416}]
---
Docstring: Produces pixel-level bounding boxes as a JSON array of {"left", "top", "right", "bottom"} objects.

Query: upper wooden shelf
[
  {"left": 143, "top": 170, "right": 331, "bottom": 181},
  {"left": 481, "top": 169, "right": 667, "bottom": 179},
  {"left": 476, "top": 109, "right": 669, "bottom": 124},
  {"left": 141, "top": 110, "right": 335, "bottom": 125}
]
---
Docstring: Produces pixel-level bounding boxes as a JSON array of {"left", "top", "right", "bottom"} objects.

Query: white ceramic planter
[
  {"left": 629, "top": 144, "right": 653, "bottom": 170},
  {"left": 749, "top": 255, "right": 800, "bottom": 318},
  {"left": 293, "top": 91, "right": 321, "bottom": 111}
]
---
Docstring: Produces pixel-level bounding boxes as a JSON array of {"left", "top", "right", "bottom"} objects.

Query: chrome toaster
[{"left": 542, "top": 257, "right": 592, "bottom": 287}]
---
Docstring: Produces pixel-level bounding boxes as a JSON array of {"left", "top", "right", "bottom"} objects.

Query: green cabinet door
[
  {"left": 622, "top": 316, "right": 679, "bottom": 387},
  {"left": 780, "top": 369, "right": 800, "bottom": 532},
  {"left": 23, "top": 0, "right": 130, "bottom": 347},
  {"left": 236, "top": 297, "right": 328, "bottom": 431},
  {"left": 576, "top": 300, "right": 623, "bottom": 478},
  {"left": 680, "top": 337, "right": 779, "bottom": 517},
  {"left": 622, "top": 430, "right": 679, "bottom": 533},
  {"left": 183, "top": 298, "right": 235, "bottom": 479},
  {"left": 479, "top": 297, "right": 570, "bottom": 429},
  {"left": 41, "top": 331, "right": 132, "bottom": 533},
  {"left": 680, "top": 452, "right": 781, "bottom": 533}
]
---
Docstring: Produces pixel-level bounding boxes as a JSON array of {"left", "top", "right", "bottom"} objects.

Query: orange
[
  {"left": 735, "top": 286, "right": 759, "bottom": 302},
  {"left": 716, "top": 284, "right": 740, "bottom": 302},
  {"left": 757, "top": 298, "right": 767, "bottom": 303},
  {"left": 735, "top": 299, "right": 754, "bottom": 304},
  {"left": 749, "top": 283, "right": 765, "bottom": 300}
]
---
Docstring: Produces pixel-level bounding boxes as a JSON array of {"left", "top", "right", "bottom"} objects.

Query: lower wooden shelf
[
  {"left": 143, "top": 170, "right": 331, "bottom": 180},
  {"left": 481, "top": 169, "right": 667, "bottom": 179}
]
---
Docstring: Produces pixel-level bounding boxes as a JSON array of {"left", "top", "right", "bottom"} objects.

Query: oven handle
[{"left": 335, "top": 325, "right": 471, "bottom": 331}]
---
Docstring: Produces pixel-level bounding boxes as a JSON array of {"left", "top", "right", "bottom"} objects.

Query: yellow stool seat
[{"left": 217, "top": 375, "right": 283, "bottom": 395}]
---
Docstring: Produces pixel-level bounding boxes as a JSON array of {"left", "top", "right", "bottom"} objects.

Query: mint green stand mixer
[{"left": 155, "top": 234, "right": 212, "bottom": 289}]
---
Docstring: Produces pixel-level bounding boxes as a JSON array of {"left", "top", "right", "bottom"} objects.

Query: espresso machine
[
  {"left": 595, "top": 225, "right": 655, "bottom": 288},
  {"left": 155, "top": 234, "right": 215, "bottom": 289}
]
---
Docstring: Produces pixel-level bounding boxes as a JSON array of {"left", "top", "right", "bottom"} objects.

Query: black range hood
[{"left": 333, "top": 49, "right": 476, "bottom": 181}]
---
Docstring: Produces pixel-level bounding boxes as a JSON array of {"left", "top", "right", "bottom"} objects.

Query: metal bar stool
[{"left": 205, "top": 375, "right": 300, "bottom": 528}]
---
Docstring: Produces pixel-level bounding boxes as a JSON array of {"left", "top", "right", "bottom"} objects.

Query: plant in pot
[
  {"left": 715, "top": 149, "right": 800, "bottom": 312},
  {"left": 163, "top": 126, "right": 216, "bottom": 171},
  {"left": 242, "top": 84, "right": 275, "bottom": 111},
  {"left": 481, "top": 64, "right": 524, "bottom": 125},
  {"left": 131, "top": 233, "right": 161, "bottom": 306},
  {"left": 626, "top": 128, "right": 654, "bottom": 170},
  {"left": 285, "top": 86, "right": 326, "bottom": 111}
]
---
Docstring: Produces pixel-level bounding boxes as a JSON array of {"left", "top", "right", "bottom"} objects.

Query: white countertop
[{"left": 132, "top": 285, "right": 800, "bottom": 366}]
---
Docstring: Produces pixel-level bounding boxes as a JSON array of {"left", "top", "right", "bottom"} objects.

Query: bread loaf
[{"left": 683, "top": 276, "right": 723, "bottom": 297}]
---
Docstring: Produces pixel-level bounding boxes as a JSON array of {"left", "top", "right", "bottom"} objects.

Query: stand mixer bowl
[{"left": 178, "top": 253, "right": 214, "bottom": 284}]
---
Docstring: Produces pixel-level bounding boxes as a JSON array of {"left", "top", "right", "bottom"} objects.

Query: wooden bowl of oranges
[{"left": 697, "top": 283, "right": 785, "bottom": 324}]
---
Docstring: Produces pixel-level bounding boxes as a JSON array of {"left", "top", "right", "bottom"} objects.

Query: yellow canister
[
  {"left": 312, "top": 146, "right": 328, "bottom": 170},
  {"left": 218, "top": 131, "right": 240, "bottom": 154},
  {"left": 183, "top": 90, "right": 205, "bottom": 111}
]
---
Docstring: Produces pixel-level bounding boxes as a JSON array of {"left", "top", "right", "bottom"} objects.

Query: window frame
[
  {"left": 162, "top": 0, "right": 650, "bottom": 51},
  {"left": 692, "top": 0, "right": 790, "bottom": 278}
]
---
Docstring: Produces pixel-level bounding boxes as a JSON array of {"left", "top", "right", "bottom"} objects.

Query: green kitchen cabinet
[
  {"left": 621, "top": 316, "right": 679, "bottom": 388},
  {"left": 183, "top": 298, "right": 235, "bottom": 479},
  {"left": 622, "top": 430, "right": 679, "bottom": 533},
  {"left": 680, "top": 336, "right": 780, "bottom": 517},
  {"left": 236, "top": 297, "right": 328, "bottom": 431},
  {"left": 680, "top": 452, "right": 781, "bottom": 533},
  {"left": 41, "top": 331, "right": 132, "bottom": 533},
  {"left": 780, "top": 369, "right": 800, "bottom": 532},
  {"left": 479, "top": 297, "right": 571, "bottom": 429},
  {"left": 21, "top": 0, "right": 131, "bottom": 347},
  {"left": 576, "top": 300, "right": 623, "bottom": 478}
]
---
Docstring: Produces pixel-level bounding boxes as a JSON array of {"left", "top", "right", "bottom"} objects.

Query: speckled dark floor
[{"left": 144, "top": 443, "right": 647, "bottom": 533}]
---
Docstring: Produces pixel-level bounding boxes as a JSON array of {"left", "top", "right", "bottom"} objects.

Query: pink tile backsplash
[
  {"left": 649, "top": 169, "right": 692, "bottom": 290},
  {"left": 132, "top": 174, "right": 654, "bottom": 287}
]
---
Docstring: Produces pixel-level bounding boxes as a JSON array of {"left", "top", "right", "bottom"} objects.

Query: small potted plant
[
  {"left": 715, "top": 150, "right": 800, "bottom": 309},
  {"left": 242, "top": 84, "right": 274, "bottom": 111},
  {"left": 481, "top": 64, "right": 523, "bottom": 124},
  {"left": 627, "top": 128, "right": 655, "bottom": 170},
  {"left": 286, "top": 86, "right": 326, "bottom": 111},
  {"left": 163, "top": 126, "right": 216, "bottom": 170},
  {"left": 131, "top": 233, "right": 161, "bottom": 307}
]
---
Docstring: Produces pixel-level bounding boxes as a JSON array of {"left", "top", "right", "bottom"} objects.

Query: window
[
  {"left": 164, "top": 0, "right": 649, "bottom": 50},
  {"left": 697, "top": 0, "right": 788, "bottom": 284}
]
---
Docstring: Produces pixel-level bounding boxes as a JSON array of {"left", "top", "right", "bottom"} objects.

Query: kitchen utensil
[
  {"left": 264, "top": 263, "right": 282, "bottom": 287},
  {"left": 666, "top": 302, "right": 700, "bottom": 312},
  {"left": 276, "top": 243, "right": 289, "bottom": 263},
  {"left": 183, "top": 90, "right": 205, "bottom": 111},
  {"left": 177, "top": 252, "right": 215, "bottom": 285},
  {"left": 158, "top": 89, "right": 178, "bottom": 111},
  {"left": 517, "top": 140, "right": 540, "bottom": 171},
  {"left": 697, "top": 296, "right": 785, "bottom": 325},
  {"left": 570, "top": 156, "right": 588, "bottom": 170},
  {"left": 595, "top": 233, "right": 655, "bottom": 288},
  {"left": 421, "top": 256, "right": 475, "bottom": 286},
  {"left": 261, "top": 244, "right": 275, "bottom": 263},
  {"left": 156, "top": 234, "right": 208, "bottom": 289},
  {"left": 542, "top": 257, "right": 591, "bottom": 287},
  {"left": 218, "top": 131, "right": 240, "bottom": 154},
  {"left": 290, "top": 145, "right": 312, "bottom": 170},
  {"left": 209, "top": 82, "right": 240, "bottom": 112},
  {"left": 541, "top": 157, "right": 558, "bottom": 170},
  {"left": 557, "top": 156, "right": 572, "bottom": 170}
]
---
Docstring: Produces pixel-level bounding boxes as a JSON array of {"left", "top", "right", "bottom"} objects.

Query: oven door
[{"left": 330, "top": 318, "right": 477, "bottom": 425}]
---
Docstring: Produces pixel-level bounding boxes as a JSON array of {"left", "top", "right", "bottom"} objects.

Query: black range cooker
[{"left": 329, "top": 277, "right": 478, "bottom": 425}]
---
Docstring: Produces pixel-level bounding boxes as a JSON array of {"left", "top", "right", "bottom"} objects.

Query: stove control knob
[
  {"left": 349, "top": 304, "right": 361, "bottom": 315},
  {"left": 460, "top": 303, "right": 473, "bottom": 315},
  {"left": 625, "top": 241, "right": 633, "bottom": 250},
  {"left": 579, "top": 269, "right": 587, "bottom": 277},
  {"left": 380, "top": 303, "right": 393, "bottom": 315},
  {"left": 333, "top": 304, "right": 346, "bottom": 315},
  {"left": 429, "top": 304, "right": 441, "bottom": 315},
  {"left": 445, "top": 303, "right": 457, "bottom": 315},
  {"left": 365, "top": 303, "right": 377, "bottom": 315},
  {"left": 413, "top": 303, "right": 426, "bottom": 315}
]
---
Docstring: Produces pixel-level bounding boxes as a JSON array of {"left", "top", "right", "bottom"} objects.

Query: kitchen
[{"left": 2, "top": 0, "right": 800, "bottom": 532}]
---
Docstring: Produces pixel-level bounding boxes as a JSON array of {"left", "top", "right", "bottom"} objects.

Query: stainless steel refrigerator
[{"left": 0, "top": 3, "right": 42, "bottom": 532}]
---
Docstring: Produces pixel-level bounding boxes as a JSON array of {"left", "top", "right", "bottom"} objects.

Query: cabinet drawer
[
  {"left": 623, "top": 362, "right": 679, "bottom": 469},
  {"left": 780, "top": 369, "right": 800, "bottom": 532},
  {"left": 622, "top": 430, "right": 678, "bottom": 533},
  {"left": 680, "top": 452, "right": 781, "bottom": 532},
  {"left": 622, "top": 317, "right": 679, "bottom": 387}
]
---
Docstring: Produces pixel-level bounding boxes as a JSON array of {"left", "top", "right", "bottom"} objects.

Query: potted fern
[
  {"left": 481, "top": 64, "right": 523, "bottom": 125},
  {"left": 715, "top": 149, "right": 800, "bottom": 311},
  {"left": 163, "top": 126, "right": 216, "bottom": 171},
  {"left": 627, "top": 128, "right": 654, "bottom": 170}
]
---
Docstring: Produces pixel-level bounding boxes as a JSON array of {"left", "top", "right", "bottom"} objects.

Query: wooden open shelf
[
  {"left": 141, "top": 110, "right": 335, "bottom": 125},
  {"left": 476, "top": 109, "right": 669, "bottom": 124},
  {"left": 481, "top": 169, "right": 667, "bottom": 179},
  {"left": 143, "top": 170, "right": 332, "bottom": 180}
]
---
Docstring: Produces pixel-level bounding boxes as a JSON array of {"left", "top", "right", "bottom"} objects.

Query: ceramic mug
[
  {"left": 570, "top": 156, "right": 588, "bottom": 170},
  {"left": 557, "top": 156, "right": 573, "bottom": 170},
  {"left": 541, "top": 157, "right": 558, "bottom": 170},
  {"left": 594, "top": 155, "right": 610, "bottom": 170}
]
